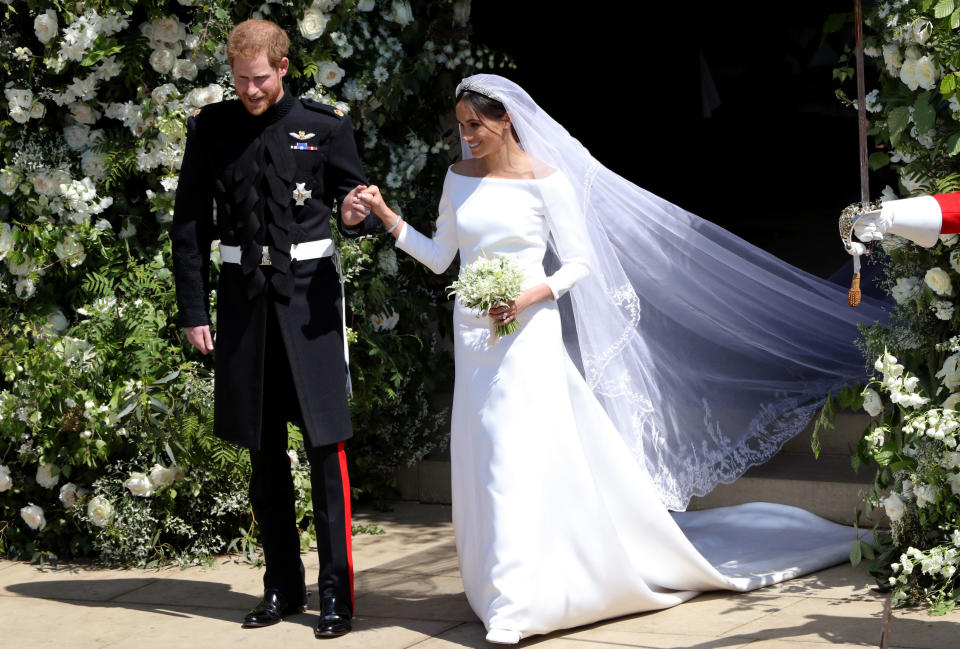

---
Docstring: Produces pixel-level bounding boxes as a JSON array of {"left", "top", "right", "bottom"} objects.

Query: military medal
[
  {"left": 289, "top": 130, "right": 319, "bottom": 151},
  {"left": 292, "top": 182, "right": 312, "bottom": 206}
]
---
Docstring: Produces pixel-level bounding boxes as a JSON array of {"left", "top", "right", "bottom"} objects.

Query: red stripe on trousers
[
  {"left": 934, "top": 192, "right": 960, "bottom": 233},
  {"left": 337, "top": 441, "right": 354, "bottom": 607}
]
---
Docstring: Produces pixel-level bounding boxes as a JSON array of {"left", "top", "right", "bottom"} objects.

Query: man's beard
[{"left": 240, "top": 80, "right": 282, "bottom": 116}]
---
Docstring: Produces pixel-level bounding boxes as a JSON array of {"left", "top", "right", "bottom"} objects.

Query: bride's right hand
[{"left": 356, "top": 185, "right": 387, "bottom": 218}]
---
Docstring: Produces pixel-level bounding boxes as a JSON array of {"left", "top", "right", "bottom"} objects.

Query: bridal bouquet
[{"left": 449, "top": 256, "right": 524, "bottom": 338}]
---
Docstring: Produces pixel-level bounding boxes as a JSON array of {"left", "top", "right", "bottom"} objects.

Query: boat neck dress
[{"left": 392, "top": 168, "right": 857, "bottom": 641}]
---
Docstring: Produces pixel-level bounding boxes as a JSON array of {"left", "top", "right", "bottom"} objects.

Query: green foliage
[{"left": 0, "top": 0, "right": 508, "bottom": 565}]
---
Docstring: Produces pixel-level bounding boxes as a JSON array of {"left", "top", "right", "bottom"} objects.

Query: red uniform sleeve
[{"left": 934, "top": 192, "right": 960, "bottom": 233}]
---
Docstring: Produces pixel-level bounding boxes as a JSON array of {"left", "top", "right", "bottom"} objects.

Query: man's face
[{"left": 232, "top": 52, "right": 288, "bottom": 116}]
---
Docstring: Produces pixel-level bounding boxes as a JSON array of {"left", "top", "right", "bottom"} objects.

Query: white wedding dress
[{"left": 394, "top": 168, "right": 858, "bottom": 641}]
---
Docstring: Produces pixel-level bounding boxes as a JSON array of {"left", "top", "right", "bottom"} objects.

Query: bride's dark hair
[{"left": 456, "top": 89, "right": 520, "bottom": 143}]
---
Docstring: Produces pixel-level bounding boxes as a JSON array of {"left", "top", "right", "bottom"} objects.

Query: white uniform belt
[
  {"left": 217, "top": 238, "right": 354, "bottom": 399},
  {"left": 219, "top": 239, "right": 335, "bottom": 265}
]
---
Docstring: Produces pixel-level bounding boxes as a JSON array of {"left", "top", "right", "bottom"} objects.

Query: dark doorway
[{"left": 471, "top": 3, "right": 867, "bottom": 278}]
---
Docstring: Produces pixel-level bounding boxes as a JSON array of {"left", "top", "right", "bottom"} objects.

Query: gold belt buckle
[{"left": 260, "top": 246, "right": 272, "bottom": 266}]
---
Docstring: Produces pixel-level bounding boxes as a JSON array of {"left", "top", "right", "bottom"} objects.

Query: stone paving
[{"left": 2, "top": 502, "right": 959, "bottom": 648}]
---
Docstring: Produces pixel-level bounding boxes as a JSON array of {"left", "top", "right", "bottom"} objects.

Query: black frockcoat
[{"left": 171, "top": 89, "right": 377, "bottom": 450}]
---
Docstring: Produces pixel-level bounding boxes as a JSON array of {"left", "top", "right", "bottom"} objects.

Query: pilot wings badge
[{"left": 289, "top": 129, "right": 319, "bottom": 151}]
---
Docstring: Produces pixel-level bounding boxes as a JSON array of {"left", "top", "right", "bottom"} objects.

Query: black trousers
[{"left": 247, "top": 302, "right": 354, "bottom": 615}]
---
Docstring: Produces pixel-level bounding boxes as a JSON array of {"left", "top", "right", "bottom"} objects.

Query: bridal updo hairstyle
[{"left": 456, "top": 89, "right": 521, "bottom": 144}]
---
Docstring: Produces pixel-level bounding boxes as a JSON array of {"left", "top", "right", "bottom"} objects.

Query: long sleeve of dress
[
  {"left": 394, "top": 175, "right": 459, "bottom": 274},
  {"left": 540, "top": 172, "right": 591, "bottom": 299}
]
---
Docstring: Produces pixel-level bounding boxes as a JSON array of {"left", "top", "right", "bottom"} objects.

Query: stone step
[
  {"left": 687, "top": 452, "right": 884, "bottom": 527},
  {"left": 781, "top": 410, "right": 871, "bottom": 457}
]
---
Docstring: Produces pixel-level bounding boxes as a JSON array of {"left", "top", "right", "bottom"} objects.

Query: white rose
[
  {"left": 148, "top": 464, "right": 176, "bottom": 488},
  {"left": 63, "top": 124, "right": 91, "bottom": 151},
  {"left": 55, "top": 234, "right": 86, "bottom": 267},
  {"left": 149, "top": 48, "right": 176, "bottom": 74},
  {"left": 891, "top": 276, "right": 920, "bottom": 304},
  {"left": 862, "top": 388, "right": 883, "bottom": 417},
  {"left": 941, "top": 233, "right": 959, "bottom": 248},
  {"left": 30, "top": 101, "right": 46, "bottom": 120},
  {"left": 900, "top": 58, "right": 919, "bottom": 91},
  {"left": 81, "top": 150, "right": 107, "bottom": 180},
  {"left": 925, "top": 267, "right": 953, "bottom": 296},
  {"left": 68, "top": 102, "right": 98, "bottom": 125},
  {"left": 146, "top": 16, "right": 186, "bottom": 47},
  {"left": 9, "top": 107, "right": 29, "bottom": 124},
  {"left": 389, "top": 0, "right": 414, "bottom": 26},
  {"left": 357, "top": 0, "right": 375, "bottom": 10},
  {"left": 123, "top": 471, "right": 155, "bottom": 497},
  {"left": 883, "top": 43, "right": 902, "bottom": 75},
  {"left": 59, "top": 482, "right": 80, "bottom": 509},
  {"left": 883, "top": 492, "right": 906, "bottom": 522},
  {"left": 938, "top": 353, "right": 960, "bottom": 392},
  {"left": 46, "top": 308, "right": 69, "bottom": 334},
  {"left": 0, "top": 465, "right": 12, "bottom": 492},
  {"left": 35, "top": 463, "right": 59, "bottom": 489},
  {"left": 299, "top": 8, "right": 327, "bottom": 41},
  {"left": 186, "top": 84, "right": 223, "bottom": 108},
  {"left": 14, "top": 278, "right": 35, "bottom": 300},
  {"left": 0, "top": 169, "right": 18, "bottom": 196},
  {"left": 315, "top": 60, "right": 345, "bottom": 87},
  {"left": 34, "top": 10, "right": 58, "bottom": 45},
  {"left": 914, "top": 56, "right": 938, "bottom": 91},
  {"left": 87, "top": 495, "right": 114, "bottom": 527},
  {"left": 912, "top": 19, "right": 933, "bottom": 44},
  {"left": 172, "top": 59, "right": 198, "bottom": 81},
  {"left": 20, "top": 504, "right": 46, "bottom": 531},
  {"left": 288, "top": 449, "right": 299, "bottom": 470},
  {"left": 151, "top": 83, "right": 179, "bottom": 105},
  {"left": 905, "top": 45, "right": 922, "bottom": 61}
]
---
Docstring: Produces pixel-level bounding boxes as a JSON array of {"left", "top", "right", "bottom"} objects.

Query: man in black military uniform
[{"left": 171, "top": 19, "right": 376, "bottom": 638}]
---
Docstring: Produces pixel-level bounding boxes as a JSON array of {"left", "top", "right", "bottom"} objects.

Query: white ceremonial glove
[
  {"left": 846, "top": 241, "right": 867, "bottom": 256},
  {"left": 852, "top": 197, "right": 941, "bottom": 248},
  {"left": 852, "top": 210, "right": 889, "bottom": 243}
]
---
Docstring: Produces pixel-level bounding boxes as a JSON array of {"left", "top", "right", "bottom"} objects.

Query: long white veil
[{"left": 455, "top": 74, "right": 889, "bottom": 511}]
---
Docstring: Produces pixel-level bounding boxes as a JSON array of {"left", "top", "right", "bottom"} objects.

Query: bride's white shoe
[{"left": 485, "top": 628, "right": 522, "bottom": 644}]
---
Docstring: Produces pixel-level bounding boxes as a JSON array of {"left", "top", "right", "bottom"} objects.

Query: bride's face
[{"left": 456, "top": 100, "right": 509, "bottom": 158}]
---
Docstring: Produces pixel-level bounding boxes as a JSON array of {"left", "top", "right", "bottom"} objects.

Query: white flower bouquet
[{"left": 448, "top": 256, "right": 524, "bottom": 338}]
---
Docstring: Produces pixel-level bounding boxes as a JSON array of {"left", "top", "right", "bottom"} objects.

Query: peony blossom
[
  {"left": 900, "top": 58, "right": 919, "bottom": 91},
  {"left": 862, "top": 388, "right": 883, "bottom": 417},
  {"left": 35, "top": 463, "right": 59, "bottom": 489},
  {"left": 68, "top": 102, "right": 98, "bottom": 125},
  {"left": 315, "top": 60, "right": 345, "bottom": 87},
  {"left": 390, "top": 1, "right": 414, "bottom": 26},
  {"left": 299, "top": 8, "right": 327, "bottom": 40},
  {"left": 149, "top": 48, "right": 176, "bottom": 74},
  {"left": 123, "top": 471, "right": 155, "bottom": 497},
  {"left": 59, "top": 482, "right": 80, "bottom": 509},
  {"left": 148, "top": 464, "right": 176, "bottom": 488},
  {"left": 172, "top": 58, "right": 198, "bottom": 81},
  {"left": 0, "top": 465, "right": 12, "bottom": 492},
  {"left": 87, "top": 495, "right": 114, "bottom": 527},
  {"left": 914, "top": 56, "right": 939, "bottom": 91},
  {"left": 891, "top": 276, "right": 920, "bottom": 304},
  {"left": 34, "top": 10, "right": 58, "bottom": 44},
  {"left": 883, "top": 491, "right": 906, "bottom": 522},
  {"left": 20, "top": 504, "right": 46, "bottom": 531}
]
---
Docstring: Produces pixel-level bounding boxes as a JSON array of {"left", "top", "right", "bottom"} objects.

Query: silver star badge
[{"left": 292, "top": 182, "right": 312, "bottom": 206}]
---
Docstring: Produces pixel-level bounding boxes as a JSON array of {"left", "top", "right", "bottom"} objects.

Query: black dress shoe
[
  {"left": 314, "top": 594, "right": 352, "bottom": 638},
  {"left": 242, "top": 588, "right": 306, "bottom": 628}
]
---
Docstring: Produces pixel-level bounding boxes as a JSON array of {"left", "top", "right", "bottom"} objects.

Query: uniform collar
[{"left": 254, "top": 86, "right": 295, "bottom": 124}]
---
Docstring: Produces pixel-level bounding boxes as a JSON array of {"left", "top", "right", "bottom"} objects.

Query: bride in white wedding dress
[{"left": 353, "top": 75, "right": 888, "bottom": 644}]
